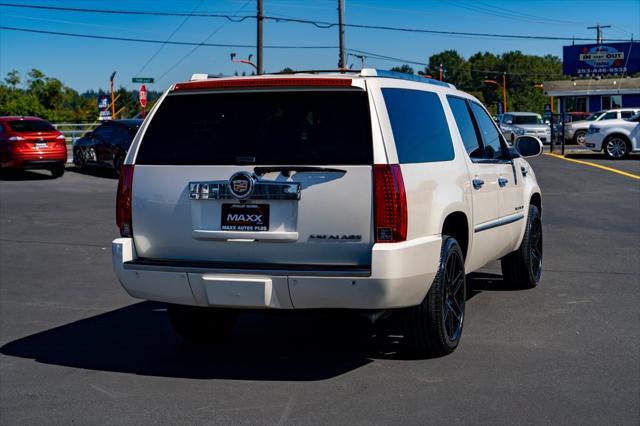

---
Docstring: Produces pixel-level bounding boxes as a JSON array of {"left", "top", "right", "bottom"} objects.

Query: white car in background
[
  {"left": 565, "top": 108, "right": 640, "bottom": 145},
  {"left": 498, "top": 112, "right": 551, "bottom": 144},
  {"left": 585, "top": 112, "right": 640, "bottom": 159}
]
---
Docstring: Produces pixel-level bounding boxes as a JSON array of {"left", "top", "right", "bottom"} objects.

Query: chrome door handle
[
  {"left": 498, "top": 177, "right": 509, "bottom": 187},
  {"left": 472, "top": 179, "right": 484, "bottom": 190}
]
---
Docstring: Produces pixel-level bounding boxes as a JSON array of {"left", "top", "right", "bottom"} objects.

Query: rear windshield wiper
[{"left": 254, "top": 166, "right": 347, "bottom": 177}]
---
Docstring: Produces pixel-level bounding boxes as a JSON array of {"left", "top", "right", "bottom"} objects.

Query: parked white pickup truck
[{"left": 112, "top": 69, "right": 544, "bottom": 357}]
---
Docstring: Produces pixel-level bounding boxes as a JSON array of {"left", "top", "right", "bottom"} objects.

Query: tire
[
  {"left": 50, "top": 165, "right": 65, "bottom": 178},
  {"left": 603, "top": 135, "right": 630, "bottom": 159},
  {"left": 501, "top": 205, "right": 543, "bottom": 289},
  {"left": 73, "top": 149, "right": 85, "bottom": 170},
  {"left": 113, "top": 156, "right": 124, "bottom": 178},
  {"left": 403, "top": 236, "right": 466, "bottom": 357},
  {"left": 167, "top": 304, "right": 237, "bottom": 344},
  {"left": 573, "top": 129, "right": 587, "bottom": 145}
]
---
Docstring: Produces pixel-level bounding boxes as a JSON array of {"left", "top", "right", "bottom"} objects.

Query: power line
[
  {"left": 0, "top": 3, "right": 255, "bottom": 21},
  {"left": 0, "top": 26, "right": 337, "bottom": 49},
  {"left": 132, "top": 0, "right": 206, "bottom": 81},
  {"left": 0, "top": 2, "right": 634, "bottom": 41},
  {"left": 438, "top": 0, "right": 589, "bottom": 27},
  {"left": 0, "top": 25, "right": 569, "bottom": 79},
  {"left": 156, "top": 0, "right": 252, "bottom": 83}
]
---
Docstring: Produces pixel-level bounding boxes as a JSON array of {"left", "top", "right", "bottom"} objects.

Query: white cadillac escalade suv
[{"left": 112, "top": 69, "right": 543, "bottom": 357}]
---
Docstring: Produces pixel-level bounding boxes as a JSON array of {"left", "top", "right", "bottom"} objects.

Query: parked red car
[{"left": 0, "top": 116, "right": 67, "bottom": 177}]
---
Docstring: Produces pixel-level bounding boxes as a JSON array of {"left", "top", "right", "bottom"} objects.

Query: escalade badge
[{"left": 228, "top": 171, "right": 255, "bottom": 199}]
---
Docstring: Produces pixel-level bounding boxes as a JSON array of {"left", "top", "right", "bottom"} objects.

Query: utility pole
[
  {"left": 439, "top": 63, "right": 443, "bottom": 81},
  {"left": 257, "top": 0, "right": 263, "bottom": 74},
  {"left": 338, "top": 0, "right": 345, "bottom": 69},
  {"left": 502, "top": 71, "right": 507, "bottom": 113},
  {"left": 109, "top": 71, "right": 116, "bottom": 119},
  {"left": 587, "top": 24, "right": 611, "bottom": 44}
]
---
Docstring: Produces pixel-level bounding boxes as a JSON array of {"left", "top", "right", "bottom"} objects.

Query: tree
[
  {"left": 280, "top": 67, "right": 295, "bottom": 73},
  {"left": 390, "top": 64, "right": 414, "bottom": 74},
  {"left": 4, "top": 70, "right": 20, "bottom": 88},
  {"left": 425, "top": 50, "right": 471, "bottom": 87}
]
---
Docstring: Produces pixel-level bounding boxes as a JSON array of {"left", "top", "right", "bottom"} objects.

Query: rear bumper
[
  {"left": 2, "top": 152, "right": 67, "bottom": 169},
  {"left": 112, "top": 236, "right": 441, "bottom": 310}
]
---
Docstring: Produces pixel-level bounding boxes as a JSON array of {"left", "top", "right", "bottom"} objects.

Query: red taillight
[
  {"left": 116, "top": 164, "right": 134, "bottom": 237},
  {"left": 374, "top": 164, "right": 407, "bottom": 243},
  {"left": 173, "top": 77, "right": 353, "bottom": 91}
]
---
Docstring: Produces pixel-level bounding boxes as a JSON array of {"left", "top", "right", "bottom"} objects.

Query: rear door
[
  {"left": 92, "top": 123, "right": 117, "bottom": 163},
  {"left": 131, "top": 87, "right": 375, "bottom": 267},
  {"left": 447, "top": 97, "right": 499, "bottom": 227}
]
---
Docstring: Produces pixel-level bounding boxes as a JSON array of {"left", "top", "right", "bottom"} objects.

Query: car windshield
[
  {"left": 512, "top": 115, "right": 543, "bottom": 125},
  {"left": 7, "top": 120, "right": 57, "bottom": 132},
  {"left": 586, "top": 112, "right": 605, "bottom": 121}
]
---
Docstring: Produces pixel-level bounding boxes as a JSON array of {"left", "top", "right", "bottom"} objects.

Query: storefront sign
[{"left": 563, "top": 42, "right": 639, "bottom": 76}]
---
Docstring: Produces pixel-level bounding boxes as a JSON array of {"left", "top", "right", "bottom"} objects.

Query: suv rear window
[
  {"left": 7, "top": 120, "right": 56, "bottom": 132},
  {"left": 136, "top": 91, "right": 373, "bottom": 165},
  {"left": 382, "top": 88, "right": 454, "bottom": 164}
]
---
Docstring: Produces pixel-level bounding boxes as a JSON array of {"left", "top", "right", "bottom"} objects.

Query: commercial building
[
  {"left": 544, "top": 41, "right": 639, "bottom": 113},
  {"left": 543, "top": 77, "right": 640, "bottom": 113}
]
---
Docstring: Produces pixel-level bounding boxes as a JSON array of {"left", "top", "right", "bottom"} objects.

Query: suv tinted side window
[
  {"left": 620, "top": 111, "right": 635, "bottom": 119},
  {"left": 382, "top": 88, "right": 454, "bottom": 163},
  {"left": 447, "top": 96, "right": 482, "bottom": 158},
  {"left": 602, "top": 112, "right": 617, "bottom": 120},
  {"left": 469, "top": 102, "right": 506, "bottom": 160}
]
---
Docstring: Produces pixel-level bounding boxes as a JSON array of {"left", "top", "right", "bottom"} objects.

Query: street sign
[
  {"left": 97, "top": 95, "right": 111, "bottom": 121},
  {"left": 139, "top": 84, "right": 147, "bottom": 109},
  {"left": 543, "top": 103, "right": 552, "bottom": 120},
  {"left": 132, "top": 77, "right": 154, "bottom": 83}
]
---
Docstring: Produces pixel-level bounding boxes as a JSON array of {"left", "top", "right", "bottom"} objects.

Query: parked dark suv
[{"left": 73, "top": 119, "right": 142, "bottom": 176}]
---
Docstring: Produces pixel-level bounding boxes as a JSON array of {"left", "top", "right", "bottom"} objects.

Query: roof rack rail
[
  {"left": 360, "top": 68, "right": 455, "bottom": 89},
  {"left": 190, "top": 73, "right": 225, "bottom": 81},
  {"left": 269, "top": 69, "right": 361, "bottom": 75}
]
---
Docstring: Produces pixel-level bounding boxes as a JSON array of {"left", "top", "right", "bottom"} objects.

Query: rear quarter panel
[{"left": 368, "top": 79, "right": 472, "bottom": 241}]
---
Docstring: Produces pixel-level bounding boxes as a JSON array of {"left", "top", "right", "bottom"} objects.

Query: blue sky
[{"left": 1, "top": 0, "right": 639, "bottom": 92}]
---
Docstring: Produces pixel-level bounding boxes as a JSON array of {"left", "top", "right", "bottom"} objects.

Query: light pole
[
  {"left": 230, "top": 53, "right": 258, "bottom": 73},
  {"left": 484, "top": 76, "right": 507, "bottom": 113},
  {"left": 109, "top": 71, "right": 116, "bottom": 119}
]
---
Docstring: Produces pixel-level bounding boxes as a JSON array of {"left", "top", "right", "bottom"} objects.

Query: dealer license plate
[{"left": 221, "top": 204, "right": 269, "bottom": 232}]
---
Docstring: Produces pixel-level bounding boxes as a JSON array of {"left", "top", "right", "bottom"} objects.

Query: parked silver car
[
  {"left": 498, "top": 112, "right": 551, "bottom": 144},
  {"left": 564, "top": 108, "right": 640, "bottom": 144}
]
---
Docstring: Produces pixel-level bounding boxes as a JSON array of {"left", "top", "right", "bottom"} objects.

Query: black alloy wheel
[
  {"left": 442, "top": 246, "right": 465, "bottom": 344},
  {"left": 501, "top": 205, "right": 543, "bottom": 289},
  {"left": 403, "top": 236, "right": 466, "bottom": 357},
  {"left": 529, "top": 214, "right": 543, "bottom": 282}
]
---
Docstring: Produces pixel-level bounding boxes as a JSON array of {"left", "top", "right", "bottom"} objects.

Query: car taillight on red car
[
  {"left": 373, "top": 164, "right": 407, "bottom": 243},
  {"left": 116, "top": 164, "right": 134, "bottom": 237}
]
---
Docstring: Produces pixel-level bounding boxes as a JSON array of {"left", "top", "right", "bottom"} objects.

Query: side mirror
[
  {"left": 84, "top": 131, "right": 93, "bottom": 138},
  {"left": 514, "top": 135, "right": 543, "bottom": 158}
]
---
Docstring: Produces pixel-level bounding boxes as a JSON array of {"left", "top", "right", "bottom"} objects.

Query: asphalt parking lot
[{"left": 0, "top": 155, "right": 638, "bottom": 425}]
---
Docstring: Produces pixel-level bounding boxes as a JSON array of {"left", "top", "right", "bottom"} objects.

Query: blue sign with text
[{"left": 563, "top": 42, "right": 639, "bottom": 76}]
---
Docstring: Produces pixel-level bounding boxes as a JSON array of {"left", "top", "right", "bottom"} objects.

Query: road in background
[{"left": 0, "top": 156, "right": 638, "bottom": 425}]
